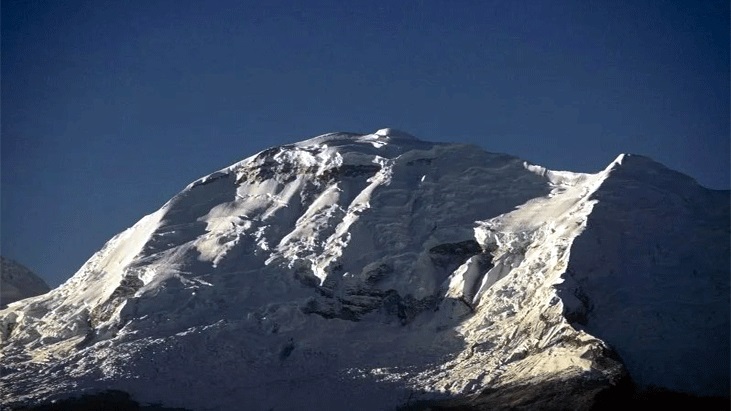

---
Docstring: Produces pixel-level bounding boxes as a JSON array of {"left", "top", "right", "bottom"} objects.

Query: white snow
[{"left": 0, "top": 129, "right": 727, "bottom": 410}]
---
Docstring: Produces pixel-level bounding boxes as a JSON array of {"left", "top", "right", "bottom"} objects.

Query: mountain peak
[
  {"left": 0, "top": 256, "right": 50, "bottom": 307},
  {"left": 602, "top": 153, "right": 705, "bottom": 192},
  {"left": 374, "top": 127, "right": 417, "bottom": 139},
  {"left": 1, "top": 131, "right": 727, "bottom": 410},
  {"left": 295, "top": 128, "right": 424, "bottom": 149},
  {"left": 607, "top": 153, "right": 660, "bottom": 168}
]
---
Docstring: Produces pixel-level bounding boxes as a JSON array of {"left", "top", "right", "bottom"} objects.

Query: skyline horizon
[
  {"left": 3, "top": 1, "right": 728, "bottom": 286},
  {"left": 4, "top": 126, "right": 727, "bottom": 287}
]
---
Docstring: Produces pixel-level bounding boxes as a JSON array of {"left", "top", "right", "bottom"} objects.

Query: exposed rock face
[
  {"left": 1, "top": 130, "right": 728, "bottom": 410},
  {"left": 1, "top": 257, "right": 50, "bottom": 307}
]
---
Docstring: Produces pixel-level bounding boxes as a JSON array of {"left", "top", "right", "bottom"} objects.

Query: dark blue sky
[{"left": 2, "top": 0, "right": 729, "bottom": 286}]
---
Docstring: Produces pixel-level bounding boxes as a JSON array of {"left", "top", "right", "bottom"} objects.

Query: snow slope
[
  {"left": 1, "top": 129, "right": 728, "bottom": 410},
  {"left": 0, "top": 257, "right": 50, "bottom": 308},
  {"left": 560, "top": 154, "right": 730, "bottom": 396}
]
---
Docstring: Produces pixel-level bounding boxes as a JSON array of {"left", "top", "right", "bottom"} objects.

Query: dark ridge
[
  {"left": 621, "top": 388, "right": 731, "bottom": 411},
  {"left": 428, "top": 240, "right": 486, "bottom": 274},
  {"left": 10, "top": 390, "right": 192, "bottom": 411},
  {"left": 399, "top": 375, "right": 731, "bottom": 411}
]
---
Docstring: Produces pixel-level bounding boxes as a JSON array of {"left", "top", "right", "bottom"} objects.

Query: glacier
[{"left": 1, "top": 129, "right": 728, "bottom": 410}]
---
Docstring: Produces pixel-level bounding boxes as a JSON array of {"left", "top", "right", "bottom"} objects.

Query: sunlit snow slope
[{"left": 1, "top": 129, "right": 728, "bottom": 410}]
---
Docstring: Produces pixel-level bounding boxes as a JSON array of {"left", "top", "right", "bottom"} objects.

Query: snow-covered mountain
[
  {"left": 1, "top": 129, "right": 728, "bottom": 410},
  {"left": 0, "top": 257, "right": 50, "bottom": 308}
]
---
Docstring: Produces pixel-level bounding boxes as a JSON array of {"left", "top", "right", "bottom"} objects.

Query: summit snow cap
[
  {"left": 374, "top": 128, "right": 417, "bottom": 139},
  {"left": 0, "top": 129, "right": 727, "bottom": 410}
]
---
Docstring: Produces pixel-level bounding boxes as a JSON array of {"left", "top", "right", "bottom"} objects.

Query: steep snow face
[
  {"left": 0, "top": 257, "right": 50, "bottom": 307},
  {"left": 0, "top": 132, "right": 727, "bottom": 410},
  {"left": 560, "top": 154, "right": 730, "bottom": 396}
]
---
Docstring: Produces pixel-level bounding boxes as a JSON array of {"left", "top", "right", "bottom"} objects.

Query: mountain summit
[
  {"left": 1, "top": 130, "right": 728, "bottom": 410},
  {"left": 0, "top": 257, "right": 50, "bottom": 308}
]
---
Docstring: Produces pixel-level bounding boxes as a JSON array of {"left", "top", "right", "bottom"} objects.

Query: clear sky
[{"left": 2, "top": 0, "right": 729, "bottom": 286}]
